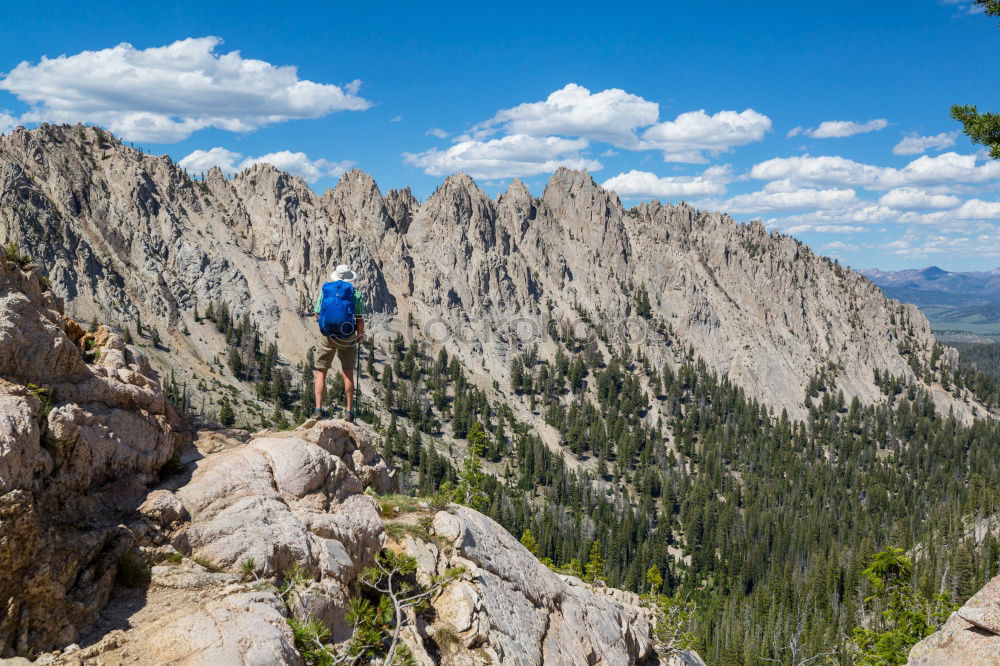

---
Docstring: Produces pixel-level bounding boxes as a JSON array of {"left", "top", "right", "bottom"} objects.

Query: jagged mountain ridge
[{"left": 0, "top": 123, "right": 979, "bottom": 421}]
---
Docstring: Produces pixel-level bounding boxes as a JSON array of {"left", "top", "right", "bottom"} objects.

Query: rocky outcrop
[
  {"left": 0, "top": 124, "right": 981, "bottom": 425},
  {"left": 15, "top": 420, "right": 691, "bottom": 665},
  {"left": 0, "top": 251, "right": 187, "bottom": 656},
  {"left": 402, "top": 505, "right": 704, "bottom": 665},
  {"left": 164, "top": 421, "right": 396, "bottom": 641},
  {"left": 40, "top": 420, "right": 395, "bottom": 665},
  {"left": 908, "top": 574, "right": 1000, "bottom": 665}
]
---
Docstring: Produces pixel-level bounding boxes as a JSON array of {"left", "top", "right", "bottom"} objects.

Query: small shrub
[
  {"left": 240, "top": 557, "right": 258, "bottom": 580},
  {"left": 279, "top": 561, "right": 314, "bottom": 601},
  {"left": 160, "top": 452, "right": 183, "bottom": 476},
  {"left": 384, "top": 520, "right": 431, "bottom": 543},
  {"left": 3, "top": 241, "right": 32, "bottom": 267},
  {"left": 192, "top": 556, "right": 220, "bottom": 572},
  {"left": 288, "top": 616, "right": 333, "bottom": 664},
  {"left": 26, "top": 384, "right": 54, "bottom": 424},
  {"left": 647, "top": 594, "right": 698, "bottom": 655},
  {"left": 116, "top": 550, "right": 151, "bottom": 587}
]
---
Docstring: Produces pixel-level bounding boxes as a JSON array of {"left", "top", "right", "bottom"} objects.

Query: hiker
[{"left": 313, "top": 264, "right": 365, "bottom": 422}]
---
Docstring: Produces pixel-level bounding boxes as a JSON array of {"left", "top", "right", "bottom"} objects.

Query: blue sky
[{"left": 0, "top": 1, "right": 997, "bottom": 271}]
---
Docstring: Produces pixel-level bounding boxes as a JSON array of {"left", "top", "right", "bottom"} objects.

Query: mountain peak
[
  {"left": 503, "top": 178, "right": 532, "bottom": 200},
  {"left": 324, "top": 168, "right": 383, "bottom": 205}
]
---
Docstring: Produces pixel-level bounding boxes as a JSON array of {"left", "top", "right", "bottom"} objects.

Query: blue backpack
[{"left": 318, "top": 281, "right": 356, "bottom": 338}]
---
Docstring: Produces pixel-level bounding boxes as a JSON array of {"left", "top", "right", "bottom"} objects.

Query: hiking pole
[{"left": 354, "top": 338, "right": 361, "bottom": 420}]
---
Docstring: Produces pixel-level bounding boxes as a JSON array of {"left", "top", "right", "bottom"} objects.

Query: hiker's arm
[{"left": 354, "top": 292, "right": 365, "bottom": 341}]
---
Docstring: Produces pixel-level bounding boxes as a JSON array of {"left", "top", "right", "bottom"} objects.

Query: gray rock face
[
  {"left": 34, "top": 420, "right": 397, "bottom": 665},
  {"left": 20, "top": 421, "right": 695, "bottom": 666},
  {"left": 0, "top": 124, "right": 980, "bottom": 427},
  {"left": 908, "top": 574, "right": 1000, "bottom": 665},
  {"left": 403, "top": 505, "right": 702, "bottom": 666},
  {"left": 51, "top": 564, "right": 304, "bottom": 666},
  {"left": 170, "top": 422, "right": 394, "bottom": 576},
  {"left": 0, "top": 252, "right": 188, "bottom": 656}
]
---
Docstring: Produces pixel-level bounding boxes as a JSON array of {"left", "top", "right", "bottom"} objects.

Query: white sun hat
[{"left": 330, "top": 264, "right": 356, "bottom": 282}]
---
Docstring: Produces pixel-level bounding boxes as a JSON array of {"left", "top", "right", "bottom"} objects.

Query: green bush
[
  {"left": 116, "top": 550, "right": 151, "bottom": 587},
  {"left": 3, "top": 241, "right": 32, "bottom": 267}
]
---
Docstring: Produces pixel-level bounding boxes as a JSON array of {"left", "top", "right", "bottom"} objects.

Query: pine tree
[
  {"left": 467, "top": 420, "right": 487, "bottom": 457},
  {"left": 510, "top": 358, "right": 524, "bottom": 394},
  {"left": 520, "top": 529, "right": 539, "bottom": 556},
  {"left": 954, "top": 540, "right": 978, "bottom": 600},
  {"left": 645, "top": 564, "right": 663, "bottom": 595},
  {"left": 585, "top": 541, "right": 606, "bottom": 584},
  {"left": 218, "top": 398, "right": 235, "bottom": 427},
  {"left": 271, "top": 401, "right": 289, "bottom": 429},
  {"left": 228, "top": 346, "right": 242, "bottom": 377},
  {"left": 408, "top": 428, "right": 423, "bottom": 462},
  {"left": 454, "top": 454, "right": 488, "bottom": 511}
]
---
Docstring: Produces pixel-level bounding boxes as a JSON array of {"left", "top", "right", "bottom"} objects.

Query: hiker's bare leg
[
  {"left": 314, "top": 369, "right": 327, "bottom": 409},
  {"left": 343, "top": 366, "right": 354, "bottom": 412}
]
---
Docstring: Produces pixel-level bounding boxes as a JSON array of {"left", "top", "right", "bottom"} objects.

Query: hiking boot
[
  {"left": 345, "top": 410, "right": 355, "bottom": 423},
  {"left": 311, "top": 408, "right": 327, "bottom": 420}
]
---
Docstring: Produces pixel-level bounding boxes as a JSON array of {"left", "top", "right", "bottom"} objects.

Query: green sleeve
[{"left": 314, "top": 294, "right": 322, "bottom": 314}]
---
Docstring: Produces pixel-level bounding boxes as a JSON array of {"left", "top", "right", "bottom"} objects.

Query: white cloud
[
  {"left": 878, "top": 187, "right": 961, "bottom": 210},
  {"left": 749, "top": 152, "right": 1000, "bottom": 190},
  {"left": 800, "top": 119, "right": 889, "bottom": 139},
  {"left": 178, "top": 147, "right": 243, "bottom": 174},
  {"left": 785, "top": 223, "right": 868, "bottom": 234},
  {"left": 882, "top": 229, "right": 1000, "bottom": 259},
  {"left": 893, "top": 131, "right": 958, "bottom": 155},
  {"left": 783, "top": 205, "right": 894, "bottom": 225},
  {"left": 0, "top": 110, "right": 17, "bottom": 133},
  {"left": 0, "top": 37, "right": 370, "bottom": 143},
  {"left": 640, "top": 109, "right": 772, "bottom": 163},
  {"left": 952, "top": 198, "right": 1000, "bottom": 219},
  {"left": 762, "top": 179, "right": 803, "bottom": 193},
  {"left": 765, "top": 204, "right": 895, "bottom": 234},
  {"left": 476, "top": 83, "right": 659, "bottom": 148},
  {"left": 822, "top": 240, "right": 861, "bottom": 251},
  {"left": 403, "top": 134, "right": 600, "bottom": 179},
  {"left": 414, "top": 84, "right": 770, "bottom": 177},
  {"left": 426, "top": 127, "right": 448, "bottom": 138},
  {"left": 242, "top": 151, "right": 353, "bottom": 182},
  {"left": 602, "top": 165, "right": 732, "bottom": 199},
  {"left": 706, "top": 187, "right": 858, "bottom": 213},
  {"left": 178, "top": 146, "right": 352, "bottom": 182},
  {"left": 390, "top": 115, "right": 402, "bottom": 122}
]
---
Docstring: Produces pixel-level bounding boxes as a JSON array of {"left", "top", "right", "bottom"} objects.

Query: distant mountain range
[
  {"left": 860, "top": 266, "right": 1000, "bottom": 306},
  {"left": 860, "top": 266, "right": 1000, "bottom": 338}
]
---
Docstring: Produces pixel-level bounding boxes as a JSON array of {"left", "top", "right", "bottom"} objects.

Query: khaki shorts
[{"left": 315, "top": 333, "right": 357, "bottom": 371}]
